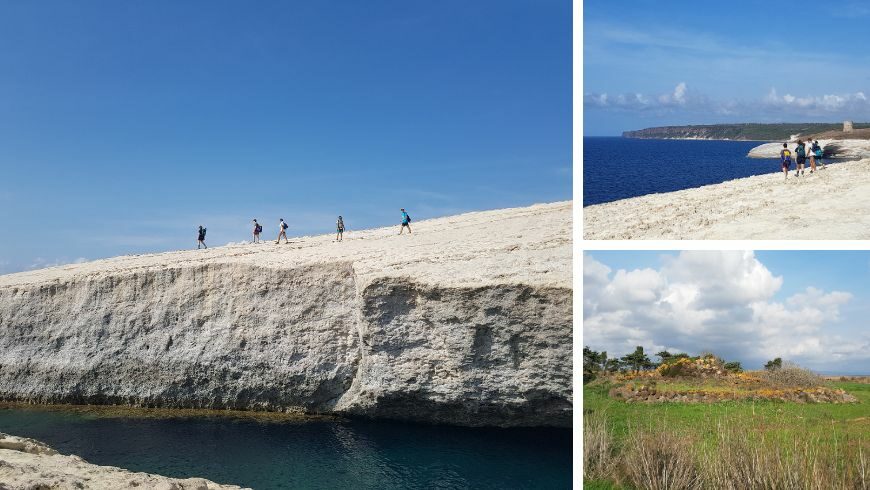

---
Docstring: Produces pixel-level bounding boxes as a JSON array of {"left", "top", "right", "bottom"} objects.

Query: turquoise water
[{"left": 0, "top": 408, "right": 572, "bottom": 489}]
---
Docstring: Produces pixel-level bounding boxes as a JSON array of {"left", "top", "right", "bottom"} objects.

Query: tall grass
[
  {"left": 583, "top": 410, "right": 616, "bottom": 481},
  {"left": 701, "top": 421, "right": 868, "bottom": 489},
  {"left": 584, "top": 412, "right": 869, "bottom": 490}
]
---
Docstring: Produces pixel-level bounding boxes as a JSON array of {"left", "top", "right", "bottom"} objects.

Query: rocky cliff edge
[
  {"left": 0, "top": 202, "right": 573, "bottom": 427},
  {"left": 0, "top": 432, "right": 244, "bottom": 489}
]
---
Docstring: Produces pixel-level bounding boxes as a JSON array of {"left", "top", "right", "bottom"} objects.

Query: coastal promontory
[
  {"left": 0, "top": 432, "right": 244, "bottom": 489},
  {"left": 0, "top": 202, "right": 573, "bottom": 427}
]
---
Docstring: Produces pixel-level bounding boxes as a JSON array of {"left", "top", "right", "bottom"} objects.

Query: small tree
[
  {"left": 598, "top": 351, "right": 608, "bottom": 372},
  {"left": 620, "top": 346, "right": 653, "bottom": 374},
  {"left": 583, "top": 346, "right": 600, "bottom": 382},
  {"left": 764, "top": 357, "right": 782, "bottom": 371},
  {"left": 584, "top": 346, "right": 611, "bottom": 383},
  {"left": 724, "top": 361, "right": 742, "bottom": 373},
  {"left": 656, "top": 350, "right": 673, "bottom": 363}
]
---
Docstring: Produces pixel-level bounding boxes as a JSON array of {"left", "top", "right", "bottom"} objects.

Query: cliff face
[
  {"left": 0, "top": 202, "right": 573, "bottom": 427},
  {"left": 747, "top": 140, "right": 870, "bottom": 160}
]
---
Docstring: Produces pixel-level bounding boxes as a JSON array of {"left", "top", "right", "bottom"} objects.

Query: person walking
[
  {"left": 812, "top": 140, "right": 825, "bottom": 170},
  {"left": 794, "top": 140, "right": 806, "bottom": 177},
  {"left": 252, "top": 219, "right": 262, "bottom": 243},
  {"left": 808, "top": 138, "right": 817, "bottom": 174},
  {"left": 197, "top": 225, "right": 208, "bottom": 249},
  {"left": 779, "top": 143, "right": 792, "bottom": 181},
  {"left": 276, "top": 218, "right": 289, "bottom": 244},
  {"left": 399, "top": 208, "right": 412, "bottom": 234},
  {"left": 335, "top": 216, "right": 345, "bottom": 242}
]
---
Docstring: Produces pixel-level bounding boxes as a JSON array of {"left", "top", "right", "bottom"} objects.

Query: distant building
[{"left": 844, "top": 120, "right": 854, "bottom": 132}]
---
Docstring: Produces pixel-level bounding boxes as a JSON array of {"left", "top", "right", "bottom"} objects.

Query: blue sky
[
  {"left": 0, "top": 1, "right": 571, "bottom": 273},
  {"left": 584, "top": 0, "right": 870, "bottom": 135},
  {"left": 584, "top": 251, "right": 870, "bottom": 374}
]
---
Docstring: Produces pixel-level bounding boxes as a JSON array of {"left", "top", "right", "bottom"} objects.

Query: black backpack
[
  {"left": 406, "top": 214, "right": 411, "bottom": 223},
  {"left": 202, "top": 228, "right": 207, "bottom": 238},
  {"left": 256, "top": 224, "right": 262, "bottom": 233},
  {"left": 281, "top": 222, "right": 288, "bottom": 230}
]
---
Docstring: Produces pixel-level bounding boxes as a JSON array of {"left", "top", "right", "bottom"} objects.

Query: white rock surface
[
  {"left": 584, "top": 159, "right": 870, "bottom": 239},
  {"left": 747, "top": 139, "right": 870, "bottom": 159},
  {"left": 0, "top": 202, "right": 573, "bottom": 427},
  {"left": 0, "top": 432, "right": 244, "bottom": 489}
]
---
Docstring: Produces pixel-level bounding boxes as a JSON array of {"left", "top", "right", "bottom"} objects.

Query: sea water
[
  {"left": 582, "top": 137, "right": 832, "bottom": 206},
  {"left": 0, "top": 407, "right": 572, "bottom": 489}
]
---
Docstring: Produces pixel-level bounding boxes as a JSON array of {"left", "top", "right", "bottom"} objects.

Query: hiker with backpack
[
  {"left": 808, "top": 139, "right": 817, "bottom": 173},
  {"left": 252, "top": 219, "right": 262, "bottom": 243},
  {"left": 399, "top": 208, "right": 412, "bottom": 235},
  {"left": 794, "top": 140, "right": 806, "bottom": 177},
  {"left": 197, "top": 225, "right": 208, "bottom": 249},
  {"left": 276, "top": 218, "right": 289, "bottom": 244},
  {"left": 780, "top": 143, "right": 792, "bottom": 181},
  {"left": 335, "top": 216, "right": 345, "bottom": 242},
  {"left": 812, "top": 140, "right": 825, "bottom": 169}
]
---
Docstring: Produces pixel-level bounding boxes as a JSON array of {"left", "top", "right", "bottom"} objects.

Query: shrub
[
  {"left": 723, "top": 361, "right": 742, "bottom": 373},
  {"left": 758, "top": 361, "right": 826, "bottom": 388},
  {"left": 622, "top": 429, "right": 701, "bottom": 490},
  {"left": 657, "top": 357, "right": 694, "bottom": 377},
  {"left": 764, "top": 357, "right": 783, "bottom": 370}
]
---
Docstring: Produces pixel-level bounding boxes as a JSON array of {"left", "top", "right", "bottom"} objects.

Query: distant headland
[{"left": 622, "top": 122, "right": 870, "bottom": 141}]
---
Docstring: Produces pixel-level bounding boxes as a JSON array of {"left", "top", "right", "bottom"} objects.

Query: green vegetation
[
  {"left": 583, "top": 347, "right": 868, "bottom": 488},
  {"left": 583, "top": 380, "right": 869, "bottom": 489},
  {"left": 765, "top": 357, "right": 783, "bottom": 370},
  {"left": 622, "top": 122, "right": 870, "bottom": 140},
  {"left": 583, "top": 346, "right": 739, "bottom": 382},
  {"left": 619, "top": 346, "right": 654, "bottom": 374},
  {"left": 0, "top": 401, "right": 340, "bottom": 423}
]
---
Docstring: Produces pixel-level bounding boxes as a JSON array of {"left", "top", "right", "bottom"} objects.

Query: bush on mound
[
  {"left": 758, "top": 361, "right": 827, "bottom": 388},
  {"left": 657, "top": 354, "right": 725, "bottom": 378}
]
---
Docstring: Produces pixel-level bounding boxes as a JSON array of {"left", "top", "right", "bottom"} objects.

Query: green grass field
[{"left": 583, "top": 381, "right": 869, "bottom": 489}]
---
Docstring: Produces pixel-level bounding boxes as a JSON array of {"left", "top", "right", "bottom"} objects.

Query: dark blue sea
[
  {"left": 584, "top": 137, "right": 793, "bottom": 206},
  {"left": 0, "top": 407, "right": 572, "bottom": 489}
]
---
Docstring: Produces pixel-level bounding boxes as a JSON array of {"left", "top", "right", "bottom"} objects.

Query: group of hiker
[
  {"left": 195, "top": 209, "right": 412, "bottom": 249},
  {"left": 779, "top": 140, "right": 825, "bottom": 180}
]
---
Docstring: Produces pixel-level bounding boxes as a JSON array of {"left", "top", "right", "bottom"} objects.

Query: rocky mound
[
  {"left": 655, "top": 356, "right": 727, "bottom": 378},
  {"left": 0, "top": 202, "right": 573, "bottom": 427},
  {"left": 0, "top": 432, "right": 243, "bottom": 489},
  {"left": 604, "top": 356, "right": 858, "bottom": 404},
  {"left": 610, "top": 383, "right": 858, "bottom": 404}
]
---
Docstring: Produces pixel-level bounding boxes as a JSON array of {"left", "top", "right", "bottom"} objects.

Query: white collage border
[{"left": 570, "top": 0, "right": 869, "bottom": 485}]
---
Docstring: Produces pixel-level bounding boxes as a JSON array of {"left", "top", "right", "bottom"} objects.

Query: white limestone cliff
[
  {"left": 0, "top": 202, "right": 573, "bottom": 427},
  {"left": 747, "top": 139, "right": 870, "bottom": 159}
]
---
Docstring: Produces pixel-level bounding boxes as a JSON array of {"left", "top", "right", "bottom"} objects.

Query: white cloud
[
  {"left": 587, "top": 83, "right": 870, "bottom": 119},
  {"left": 27, "top": 256, "right": 89, "bottom": 271},
  {"left": 764, "top": 88, "right": 870, "bottom": 112},
  {"left": 586, "top": 82, "right": 702, "bottom": 112},
  {"left": 658, "top": 82, "right": 687, "bottom": 105},
  {"left": 583, "top": 251, "right": 866, "bottom": 369}
]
